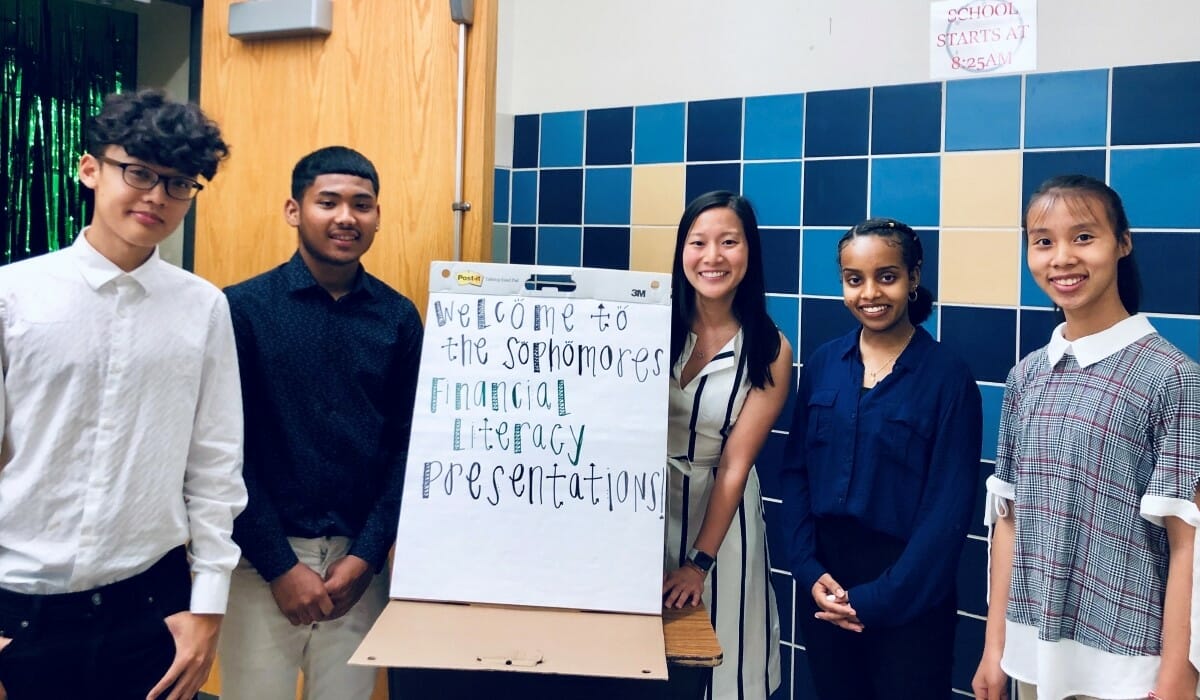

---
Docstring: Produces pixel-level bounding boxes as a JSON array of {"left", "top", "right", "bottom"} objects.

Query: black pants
[
  {"left": 0, "top": 546, "right": 193, "bottom": 700},
  {"left": 796, "top": 517, "right": 958, "bottom": 700}
]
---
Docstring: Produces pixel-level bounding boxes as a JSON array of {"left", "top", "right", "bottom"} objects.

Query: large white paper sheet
[{"left": 391, "top": 263, "right": 672, "bottom": 614}]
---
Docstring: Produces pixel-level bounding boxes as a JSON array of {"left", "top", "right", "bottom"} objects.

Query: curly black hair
[{"left": 85, "top": 88, "right": 229, "bottom": 180}]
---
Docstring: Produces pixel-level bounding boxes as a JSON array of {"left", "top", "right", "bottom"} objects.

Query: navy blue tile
[
  {"left": 772, "top": 571, "right": 795, "bottom": 647},
  {"left": 872, "top": 82, "right": 942, "bottom": 154},
  {"left": 799, "top": 297, "right": 857, "bottom": 364},
  {"left": 537, "top": 169, "right": 582, "bottom": 225},
  {"left": 585, "top": 106, "right": 633, "bottom": 166},
  {"left": 512, "top": 114, "right": 539, "bottom": 169},
  {"left": 771, "top": 642, "right": 793, "bottom": 700},
  {"left": 955, "top": 537, "right": 988, "bottom": 617},
  {"left": 687, "top": 98, "right": 743, "bottom": 162},
  {"left": 802, "top": 159, "right": 868, "bottom": 227},
  {"left": 685, "top": 163, "right": 741, "bottom": 206},
  {"left": 510, "top": 226, "right": 536, "bottom": 264},
  {"left": 1112, "top": 61, "right": 1200, "bottom": 146},
  {"left": 493, "top": 168, "right": 510, "bottom": 223},
  {"left": 940, "top": 306, "right": 1017, "bottom": 383},
  {"left": 1020, "top": 150, "right": 1107, "bottom": 217},
  {"left": 582, "top": 226, "right": 630, "bottom": 270},
  {"left": 762, "top": 228, "right": 800, "bottom": 294},
  {"left": 805, "top": 88, "right": 870, "bottom": 157},
  {"left": 757, "top": 431, "right": 788, "bottom": 501},
  {"left": 775, "top": 371, "right": 798, "bottom": 433},
  {"left": 1020, "top": 308, "right": 1060, "bottom": 360},
  {"left": 951, "top": 615, "right": 986, "bottom": 694},
  {"left": 968, "top": 461, "right": 994, "bottom": 538},
  {"left": 1134, "top": 232, "right": 1200, "bottom": 315}
]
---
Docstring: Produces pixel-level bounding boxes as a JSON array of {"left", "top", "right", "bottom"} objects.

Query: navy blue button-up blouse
[{"left": 781, "top": 326, "right": 982, "bottom": 626}]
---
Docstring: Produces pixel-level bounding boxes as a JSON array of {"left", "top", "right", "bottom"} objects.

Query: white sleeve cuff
[
  {"left": 1140, "top": 494, "right": 1200, "bottom": 528},
  {"left": 983, "top": 475, "right": 1015, "bottom": 527},
  {"left": 190, "top": 570, "right": 232, "bottom": 615}
]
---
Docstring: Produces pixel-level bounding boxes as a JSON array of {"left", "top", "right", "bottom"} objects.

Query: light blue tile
[
  {"left": 539, "top": 111, "right": 584, "bottom": 167},
  {"left": 493, "top": 168, "right": 510, "bottom": 223},
  {"left": 980, "top": 383, "right": 1005, "bottom": 461},
  {"left": 1149, "top": 316, "right": 1200, "bottom": 363},
  {"left": 800, "top": 228, "right": 844, "bottom": 297},
  {"left": 584, "top": 167, "right": 632, "bottom": 225},
  {"left": 510, "top": 170, "right": 538, "bottom": 225},
  {"left": 921, "top": 304, "right": 940, "bottom": 340},
  {"left": 1110, "top": 148, "right": 1200, "bottom": 228},
  {"left": 766, "top": 295, "right": 799, "bottom": 363},
  {"left": 1020, "top": 252, "right": 1055, "bottom": 307},
  {"left": 1024, "top": 70, "right": 1108, "bottom": 148},
  {"left": 536, "top": 226, "right": 582, "bottom": 266},
  {"left": 869, "top": 156, "right": 940, "bottom": 227},
  {"left": 742, "top": 161, "right": 802, "bottom": 226},
  {"left": 744, "top": 93, "right": 804, "bottom": 160},
  {"left": 635, "top": 102, "right": 685, "bottom": 164},
  {"left": 945, "top": 76, "right": 1021, "bottom": 151}
]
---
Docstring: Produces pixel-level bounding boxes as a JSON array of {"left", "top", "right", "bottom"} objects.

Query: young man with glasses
[{"left": 0, "top": 89, "right": 246, "bottom": 699}]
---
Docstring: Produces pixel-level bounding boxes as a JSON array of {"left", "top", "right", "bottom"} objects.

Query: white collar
[{"left": 1046, "top": 314, "right": 1156, "bottom": 368}]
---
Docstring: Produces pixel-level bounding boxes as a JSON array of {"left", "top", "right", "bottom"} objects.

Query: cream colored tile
[
  {"left": 941, "top": 152, "right": 1022, "bottom": 228},
  {"left": 630, "top": 226, "right": 677, "bottom": 273},
  {"left": 938, "top": 229, "right": 1022, "bottom": 306},
  {"left": 631, "top": 164, "right": 686, "bottom": 226}
]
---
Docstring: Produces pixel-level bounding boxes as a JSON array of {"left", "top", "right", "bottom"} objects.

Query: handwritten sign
[
  {"left": 930, "top": 0, "right": 1037, "bottom": 79},
  {"left": 390, "top": 263, "right": 672, "bottom": 614}
]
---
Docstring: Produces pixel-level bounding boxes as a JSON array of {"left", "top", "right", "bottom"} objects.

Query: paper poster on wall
[
  {"left": 391, "top": 262, "right": 672, "bottom": 615},
  {"left": 930, "top": 0, "right": 1037, "bottom": 79}
]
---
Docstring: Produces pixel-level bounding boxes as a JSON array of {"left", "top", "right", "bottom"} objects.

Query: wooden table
[{"left": 387, "top": 604, "right": 722, "bottom": 699}]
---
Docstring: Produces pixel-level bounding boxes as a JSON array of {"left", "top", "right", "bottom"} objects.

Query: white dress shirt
[{"left": 0, "top": 233, "right": 246, "bottom": 614}]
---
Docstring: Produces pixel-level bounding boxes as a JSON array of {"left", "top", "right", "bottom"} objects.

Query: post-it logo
[{"left": 456, "top": 272, "right": 483, "bottom": 287}]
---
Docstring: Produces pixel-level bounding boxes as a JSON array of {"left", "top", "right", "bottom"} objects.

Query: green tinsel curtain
[{"left": 1, "top": 0, "right": 137, "bottom": 265}]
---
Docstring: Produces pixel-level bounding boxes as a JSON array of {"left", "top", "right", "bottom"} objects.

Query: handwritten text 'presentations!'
[{"left": 419, "top": 459, "right": 664, "bottom": 514}]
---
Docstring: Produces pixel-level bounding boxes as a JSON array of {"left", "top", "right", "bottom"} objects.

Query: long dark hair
[
  {"left": 1024, "top": 174, "right": 1141, "bottom": 314},
  {"left": 670, "top": 191, "right": 782, "bottom": 389},
  {"left": 836, "top": 217, "right": 934, "bottom": 325}
]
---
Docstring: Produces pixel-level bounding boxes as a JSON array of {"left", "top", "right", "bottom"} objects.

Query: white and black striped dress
[{"left": 666, "top": 330, "right": 781, "bottom": 700}]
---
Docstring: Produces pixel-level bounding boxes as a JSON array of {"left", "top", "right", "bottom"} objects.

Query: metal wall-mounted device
[
  {"left": 228, "top": 0, "right": 332, "bottom": 41},
  {"left": 449, "top": 0, "right": 474, "bottom": 25}
]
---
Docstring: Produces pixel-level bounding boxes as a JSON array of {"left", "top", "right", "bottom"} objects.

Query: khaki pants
[{"left": 218, "top": 536, "right": 389, "bottom": 700}]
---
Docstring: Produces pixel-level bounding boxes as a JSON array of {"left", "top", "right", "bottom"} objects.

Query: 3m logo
[
  {"left": 631, "top": 288, "right": 647, "bottom": 298},
  {"left": 456, "top": 272, "right": 483, "bottom": 287}
]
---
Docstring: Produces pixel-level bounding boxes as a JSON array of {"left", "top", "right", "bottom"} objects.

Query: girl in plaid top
[{"left": 973, "top": 175, "right": 1200, "bottom": 700}]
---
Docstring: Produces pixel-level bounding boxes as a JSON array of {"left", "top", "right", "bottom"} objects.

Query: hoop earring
[{"left": 908, "top": 289, "right": 918, "bottom": 302}]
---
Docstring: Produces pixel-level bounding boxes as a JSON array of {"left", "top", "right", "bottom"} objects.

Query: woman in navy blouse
[{"left": 781, "top": 218, "right": 983, "bottom": 698}]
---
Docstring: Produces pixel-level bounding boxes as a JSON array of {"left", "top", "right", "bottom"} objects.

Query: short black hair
[
  {"left": 837, "top": 217, "right": 934, "bottom": 325},
  {"left": 291, "top": 146, "right": 380, "bottom": 200},
  {"left": 85, "top": 88, "right": 229, "bottom": 180}
]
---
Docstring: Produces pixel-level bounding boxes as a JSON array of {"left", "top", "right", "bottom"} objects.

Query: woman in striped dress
[{"left": 662, "top": 191, "right": 791, "bottom": 699}]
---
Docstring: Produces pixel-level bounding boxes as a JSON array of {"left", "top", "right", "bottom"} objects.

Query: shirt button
[{"left": 91, "top": 593, "right": 103, "bottom": 606}]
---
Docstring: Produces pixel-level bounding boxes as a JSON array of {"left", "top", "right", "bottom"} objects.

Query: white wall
[{"left": 497, "top": 0, "right": 1200, "bottom": 114}]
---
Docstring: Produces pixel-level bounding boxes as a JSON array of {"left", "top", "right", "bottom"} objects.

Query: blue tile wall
[
  {"left": 804, "top": 88, "right": 869, "bottom": 157},
  {"left": 1112, "top": 61, "right": 1200, "bottom": 146},
  {"left": 744, "top": 93, "right": 805, "bottom": 160},
  {"left": 872, "top": 82, "right": 942, "bottom": 155},
  {"left": 687, "top": 98, "right": 743, "bottom": 162},
  {"left": 945, "top": 75, "right": 1022, "bottom": 151},
  {"left": 582, "top": 226, "right": 630, "bottom": 270},
  {"left": 634, "top": 102, "right": 685, "bottom": 164},
  {"left": 870, "top": 156, "right": 940, "bottom": 226},
  {"left": 585, "top": 107, "right": 633, "bottom": 166},
  {"left": 1024, "top": 69, "right": 1109, "bottom": 148},
  {"left": 497, "top": 59, "right": 1200, "bottom": 700}
]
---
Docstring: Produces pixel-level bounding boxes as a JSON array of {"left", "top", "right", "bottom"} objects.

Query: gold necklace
[{"left": 863, "top": 328, "right": 915, "bottom": 385}]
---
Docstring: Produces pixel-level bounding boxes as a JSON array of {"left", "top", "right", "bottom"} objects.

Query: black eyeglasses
[{"left": 97, "top": 155, "right": 204, "bottom": 201}]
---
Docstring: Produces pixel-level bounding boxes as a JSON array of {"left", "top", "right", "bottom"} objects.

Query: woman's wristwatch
[{"left": 687, "top": 547, "right": 715, "bottom": 574}]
